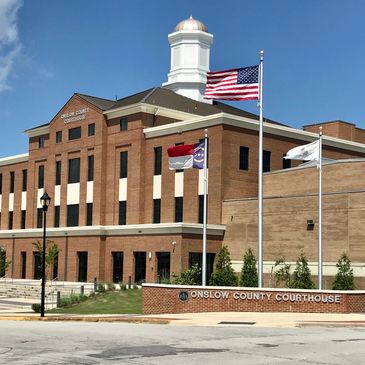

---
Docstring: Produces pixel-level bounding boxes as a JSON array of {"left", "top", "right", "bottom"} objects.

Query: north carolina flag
[{"left": 167, "top": 142, "right": 205, "bottom": 170}]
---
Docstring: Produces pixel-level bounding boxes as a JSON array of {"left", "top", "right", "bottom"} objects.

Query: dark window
[
  {"left": 175, "top": 197, "right": 183, "bottom": 222},
  {"left": 154, "top": 147, "right": 162, "bottom": 175},
  {"left": 55, "top": 161, "right": 61, "bottom": 185},
  {"left": 88, "top": 155, "right": 94, "bottom": 181},
  {"left": 37, "top": 208, "right": 43, "bottom": 228},
  {"left": 68, "top": 158, "right": 80, "bottom": 183},
  {"left": 8, "top": 212, "right": 13, "bottom": 230},
  {"left": 175, "top": 142, "right": 184, "bottom": 173},
  {"left": 120, "top": 118, "right": 128, "bottom": 131},
  {"left": 38, "top": 165, "right": 44, "bottom": 189},
  {"left": 283, "top": 154, "right": 291, "bottom": 169},
  {"left": 153, "top": 199, "right": 161, "bottom": 223},
  {"left": 9, "top": 171, "right": 14, "bottom": 193},
  {"left": 134, "top": 252, "right": 146, "bottom": 284},
  {"left": 189, "top": 252, "right": 216, "bottom": 284},
  {"left": 38, "top": 136, "right": 45, "bottom": 148},
  {"left": 0, "top": 249, "right": 5, "bottom": 277},
  {"left": 56, "top": 131, "right": 62, "bottom": 143},
  {"left": 21, "top": 252, "right": 27, "bottom": 279},
  {"left": 120, "top": 151, "right": 128, "bottom": 178},
  {"left": 77, "top": 252, "right": 88, "bottom": 282},
  {"left": 54, "top": 206, "right": 60, "bottom": 227},
  {"left": 86, "top": 203, "right": 93, "bottom": 226},
  {"left": 22, "top": 169, "right": 27, "bottom": 191},
  {"left": 239, "top": 146, "right": 249, "bottom": 170},
  {"left": 88, "top": 123, "right": 95, "bottom": 136},
  {"left": 21, "top": 210, "right": 26, "bottom": 229},
  {"left": 33, "top": 252, "right": 42, "bottom": 280},
  {"left": 53, "top": 253, "right": 58, "bottom": 279},
  {"left": 68, "top": 126, "right": 81, "bottom": 140},
  {"left": 0, "top": 174, "right": 2, "bottom": 194},
  {"left": 157, "top": 252, "right": 170, "bottom": 282},
  {"left": 119, "top": 201, "right": 126, "bottom": 225},
  {"left": 67, "top": 204, "right": 79, "bottom": 227},
  {"left": 198, "top": 194, "right": 208, "bottom": 224},
  {"left": 112, "top": 252, "right": 124, "bottom": 283},
  {"left": 263, "top": 150, "right": 271, "bottom": 172}
]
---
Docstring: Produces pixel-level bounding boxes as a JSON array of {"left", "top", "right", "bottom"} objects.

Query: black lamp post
[{"left": 40, "top": 192, "right": 51, "bottom": 317}]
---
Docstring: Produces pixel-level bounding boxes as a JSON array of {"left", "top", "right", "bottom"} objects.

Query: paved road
[{"left": 0, "top": 321, "right": 365, "bottom": 364}]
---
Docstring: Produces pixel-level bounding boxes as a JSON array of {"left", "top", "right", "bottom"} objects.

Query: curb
[{"left": 297, "top": 321, "right": 365, "bottom": 328}]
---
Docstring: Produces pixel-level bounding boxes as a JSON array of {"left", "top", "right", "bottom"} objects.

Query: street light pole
[{"left": 40, "top": 192, "right": 51, "bottom": 318}]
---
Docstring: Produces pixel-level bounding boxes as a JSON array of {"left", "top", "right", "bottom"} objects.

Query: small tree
[
  {"left": 273, "top": 258, "right": 292, "bottom": 288},
  {"left": 172, "top": 264, "right": 201, "bottom": 285},
  {"left": 332, "top": 252, "right": 354, "bottom": 290},
  {"left": 0, "top": 247, "right": 11, "bottom": 277},
  {"left": 240, "top": 248, "right": 258, "bottom": 287},
  {"left": 32, "top": 240, "right": 60, "bottom": 279},
  {"left": 209, "top": 246, "right": 238, "bottom": 286},
  {"left": 291, "top": 253, "right": 315, "bottom": 289}
]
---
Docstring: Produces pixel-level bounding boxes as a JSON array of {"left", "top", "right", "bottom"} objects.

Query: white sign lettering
[{"left": 61, "top": 108, "right": 90, "bottom": 124}]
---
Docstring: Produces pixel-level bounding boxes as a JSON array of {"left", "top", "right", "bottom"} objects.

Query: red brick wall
[{"left": 142, "top": 284, "right": 365, "bottom": 314}]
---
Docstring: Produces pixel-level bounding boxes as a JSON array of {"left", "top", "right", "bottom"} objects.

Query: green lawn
[{"left": 48, "top": 289, "right": 142, "bottom": 315}]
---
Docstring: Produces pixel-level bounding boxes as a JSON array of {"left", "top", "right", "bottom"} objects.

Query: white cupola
[{"left": 162, "top": 15, "right": 213, "bottom": 103}]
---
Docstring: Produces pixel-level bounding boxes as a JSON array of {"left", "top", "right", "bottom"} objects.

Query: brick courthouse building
[{"left": 1, "top": 17, "right": 365, "bottom": 286}]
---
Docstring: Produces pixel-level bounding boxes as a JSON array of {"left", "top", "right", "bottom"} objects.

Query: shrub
[
  {"left": 107, "top": 283, "right": 116, "bottom": 291},
  {"left": 120, "top": 284, "right": 127, "bottom": 290},
  {"left": 59, "top": 294, "right": 87, "bottom": 308},
  {"left": 273, "top": 258, "right": 292, "bottom": 288},
  {"left": 240, "top": 248, "right": 258, "bottom": 287},
  {"left": 209, "top": 246, "right": 238, "bottom": 287},
  {"left": 97, "top": 283, "right": 106, "bottom": 292},
  {"left": 291, "top": 253, "right": 315, "bottom": 289},
  {"left": 31, "top": 303, "right": 41, "bottom": 313},
  {"left": 172, "top": 264, "right": 202, "bottom": 285},
  {"left": 332, "top": 252, "right": 354, "bottom": 290}
]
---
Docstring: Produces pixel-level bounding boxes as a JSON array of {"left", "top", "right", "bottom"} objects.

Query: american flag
[{"left": 204, "top": 65, "right": 259, "bottom": 101}]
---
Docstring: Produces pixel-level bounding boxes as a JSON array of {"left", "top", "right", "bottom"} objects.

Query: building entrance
[
  {"left": 134, "top": 252, "right": 146, "bottom": 284},
  {"left": 157, "top": 252, "right": 170, "bottom": 282},
  {"left": 112, "top": 252, "right": 124, "bottom": 283},
  {"left": 77, "top": 252, "right": 88, "bottom": 282}
]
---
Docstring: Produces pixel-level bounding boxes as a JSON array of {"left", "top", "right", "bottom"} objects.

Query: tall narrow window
[
  {"left": 153, "top": 199, "right": 161, "bottom": 224},
  {"left": 37, "top": 208, "right": 43, "bottom": 228},
  {"left": 263, "top": 150, "right": 271, "bottom": 172},
  {"left": 68, "top": 158, "right": 80, "bottom": 183},
  {"left": 198, "top": 195, "right": 208, "bottom": 224},
  {"left": 239, "top": 146, "right": 249, "bottom": 171},
  {"left": 38, "top": 136, "right": 45, "bottom": 148},
  {"left": 56, "top": 131, "right": 62, "bottom": 143},
  {"left": 154, "top": 147, "right": 162, "bottom": 175},
  {"left": 120, "top": 118, "right": 128, "bottom": 131},
  {"left": 86, "top": 203, "right": 93, "bottom": 226},
  {"left": 67, "top": 204, "right": 79, "bottom": 227},
  {"left": 175, "top": 197, "right": 183, "bottom": 222},
  {"left": 88, "top": 155, "right": 94, "bottom": 181},
  {"left": 120, "top": 151, "right": 128, "bottom": 178},
  {"left": 119, "top": 201, "right": 126, "bottom": 225},
  {"left": 8, "top": 212, "right": 13, "bottom": 230},
  {"left": 54, "top": 206, "right": 60, "bottom": 228},
  {"left": 21, "top": 210, "right": 26, "bottom": 229},
  {"left": 9, "top": 171, "right": 14, "bottom": 193},
  {"left": 38, "top": 165, "right": 44, "bottom": 189},
  {"left": 88, "top": 123, "right": 95, "bottom": 136},
  {"left": 22, "top": 169, "right": 27, "bottom": 191},
  {"left": 68, "top": 126, "right": 81, "bottom": 140},
  {"left": 282, "top": 154, "right": 291, "bottom": 169},
  {"left": 0, "top": 174, "right": 2, "bottom": 194},
  {"left": 21, "top": 252, "right": 27, "bottom": 279},
  {"left": 55, "top": 161, "right": 61, "bottom": 185}
]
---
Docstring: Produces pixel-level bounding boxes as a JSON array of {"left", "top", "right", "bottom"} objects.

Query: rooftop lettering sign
[{"left": 61, "top": 108, "right": 90, "bottom": 124}]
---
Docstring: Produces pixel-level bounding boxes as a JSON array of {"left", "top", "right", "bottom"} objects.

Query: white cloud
[{"left": 0, "top": 0, "right": 22, "bottom": 92}]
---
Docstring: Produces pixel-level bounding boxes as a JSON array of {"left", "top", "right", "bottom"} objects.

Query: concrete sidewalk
[{"left": 1, "top": 310, "right": 365, "bottom": 328}]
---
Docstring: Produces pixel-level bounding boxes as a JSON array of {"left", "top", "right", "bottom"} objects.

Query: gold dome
[{"left": 174, "top": 15, "right": 208, "bottom": 32}]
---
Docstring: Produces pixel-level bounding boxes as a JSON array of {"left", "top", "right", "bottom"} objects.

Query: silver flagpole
[
  {"left": 202, "top": 129, "right": 208, "bottom": 286},
  {"left": 318, "top": 127, "right": 323, "bottom": 289},
  {"left": 258, "top": 50, "right": 264, "bottom": 288}
]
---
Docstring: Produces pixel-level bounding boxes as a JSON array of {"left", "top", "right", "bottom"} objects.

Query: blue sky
[{"left": 0, "top": 0, "right": 365, "bottom": 156}]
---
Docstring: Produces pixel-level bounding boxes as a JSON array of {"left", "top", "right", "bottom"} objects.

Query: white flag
[{"left": 284, "top": 140, "right": 320, "bottom": 161}]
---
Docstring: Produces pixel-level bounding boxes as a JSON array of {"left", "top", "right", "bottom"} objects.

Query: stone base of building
[{"left": 142, "top": 284, "right": 365, "bottom": 314}]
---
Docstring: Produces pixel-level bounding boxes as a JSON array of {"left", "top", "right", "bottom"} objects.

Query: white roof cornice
[
  {"left": 103, "top": 102, "right": 199, "bottom": 121},
  {"left": 144, "top": 112, "right": 365, "bottom": 154},
  {"left": 24, "top": 125, "right": 50, "bottom": 138},
  {"left": 0, "top": 223, "right": 225, "bottom": 238},
  {"left": 0, "top": 153, "right": 29, "bottom": 167}
]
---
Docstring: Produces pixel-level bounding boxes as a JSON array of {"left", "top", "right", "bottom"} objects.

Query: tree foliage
[
  {"left": 0, "top": 247, "right": 11, "bottom": 277},
  {"left": 32, "top": 240, "right": 60, "bottom": 278},
  {"left": 273, "top": 258, "right": 292, "bottom": 288},
  {"left": 240, "top": 248, "right": 258, "bottom": 287},
  {"left": 209, "top": 246, "right": 238, "bottom": 286},
  {"left": 291, "top": 253, "right": 315, "bottom": 289},
  {"left": 172, "top": 264, "right": 201, "bottom": 285},
  {"left": 332, "top": 252, "right": 354, "bottom": 290}
]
